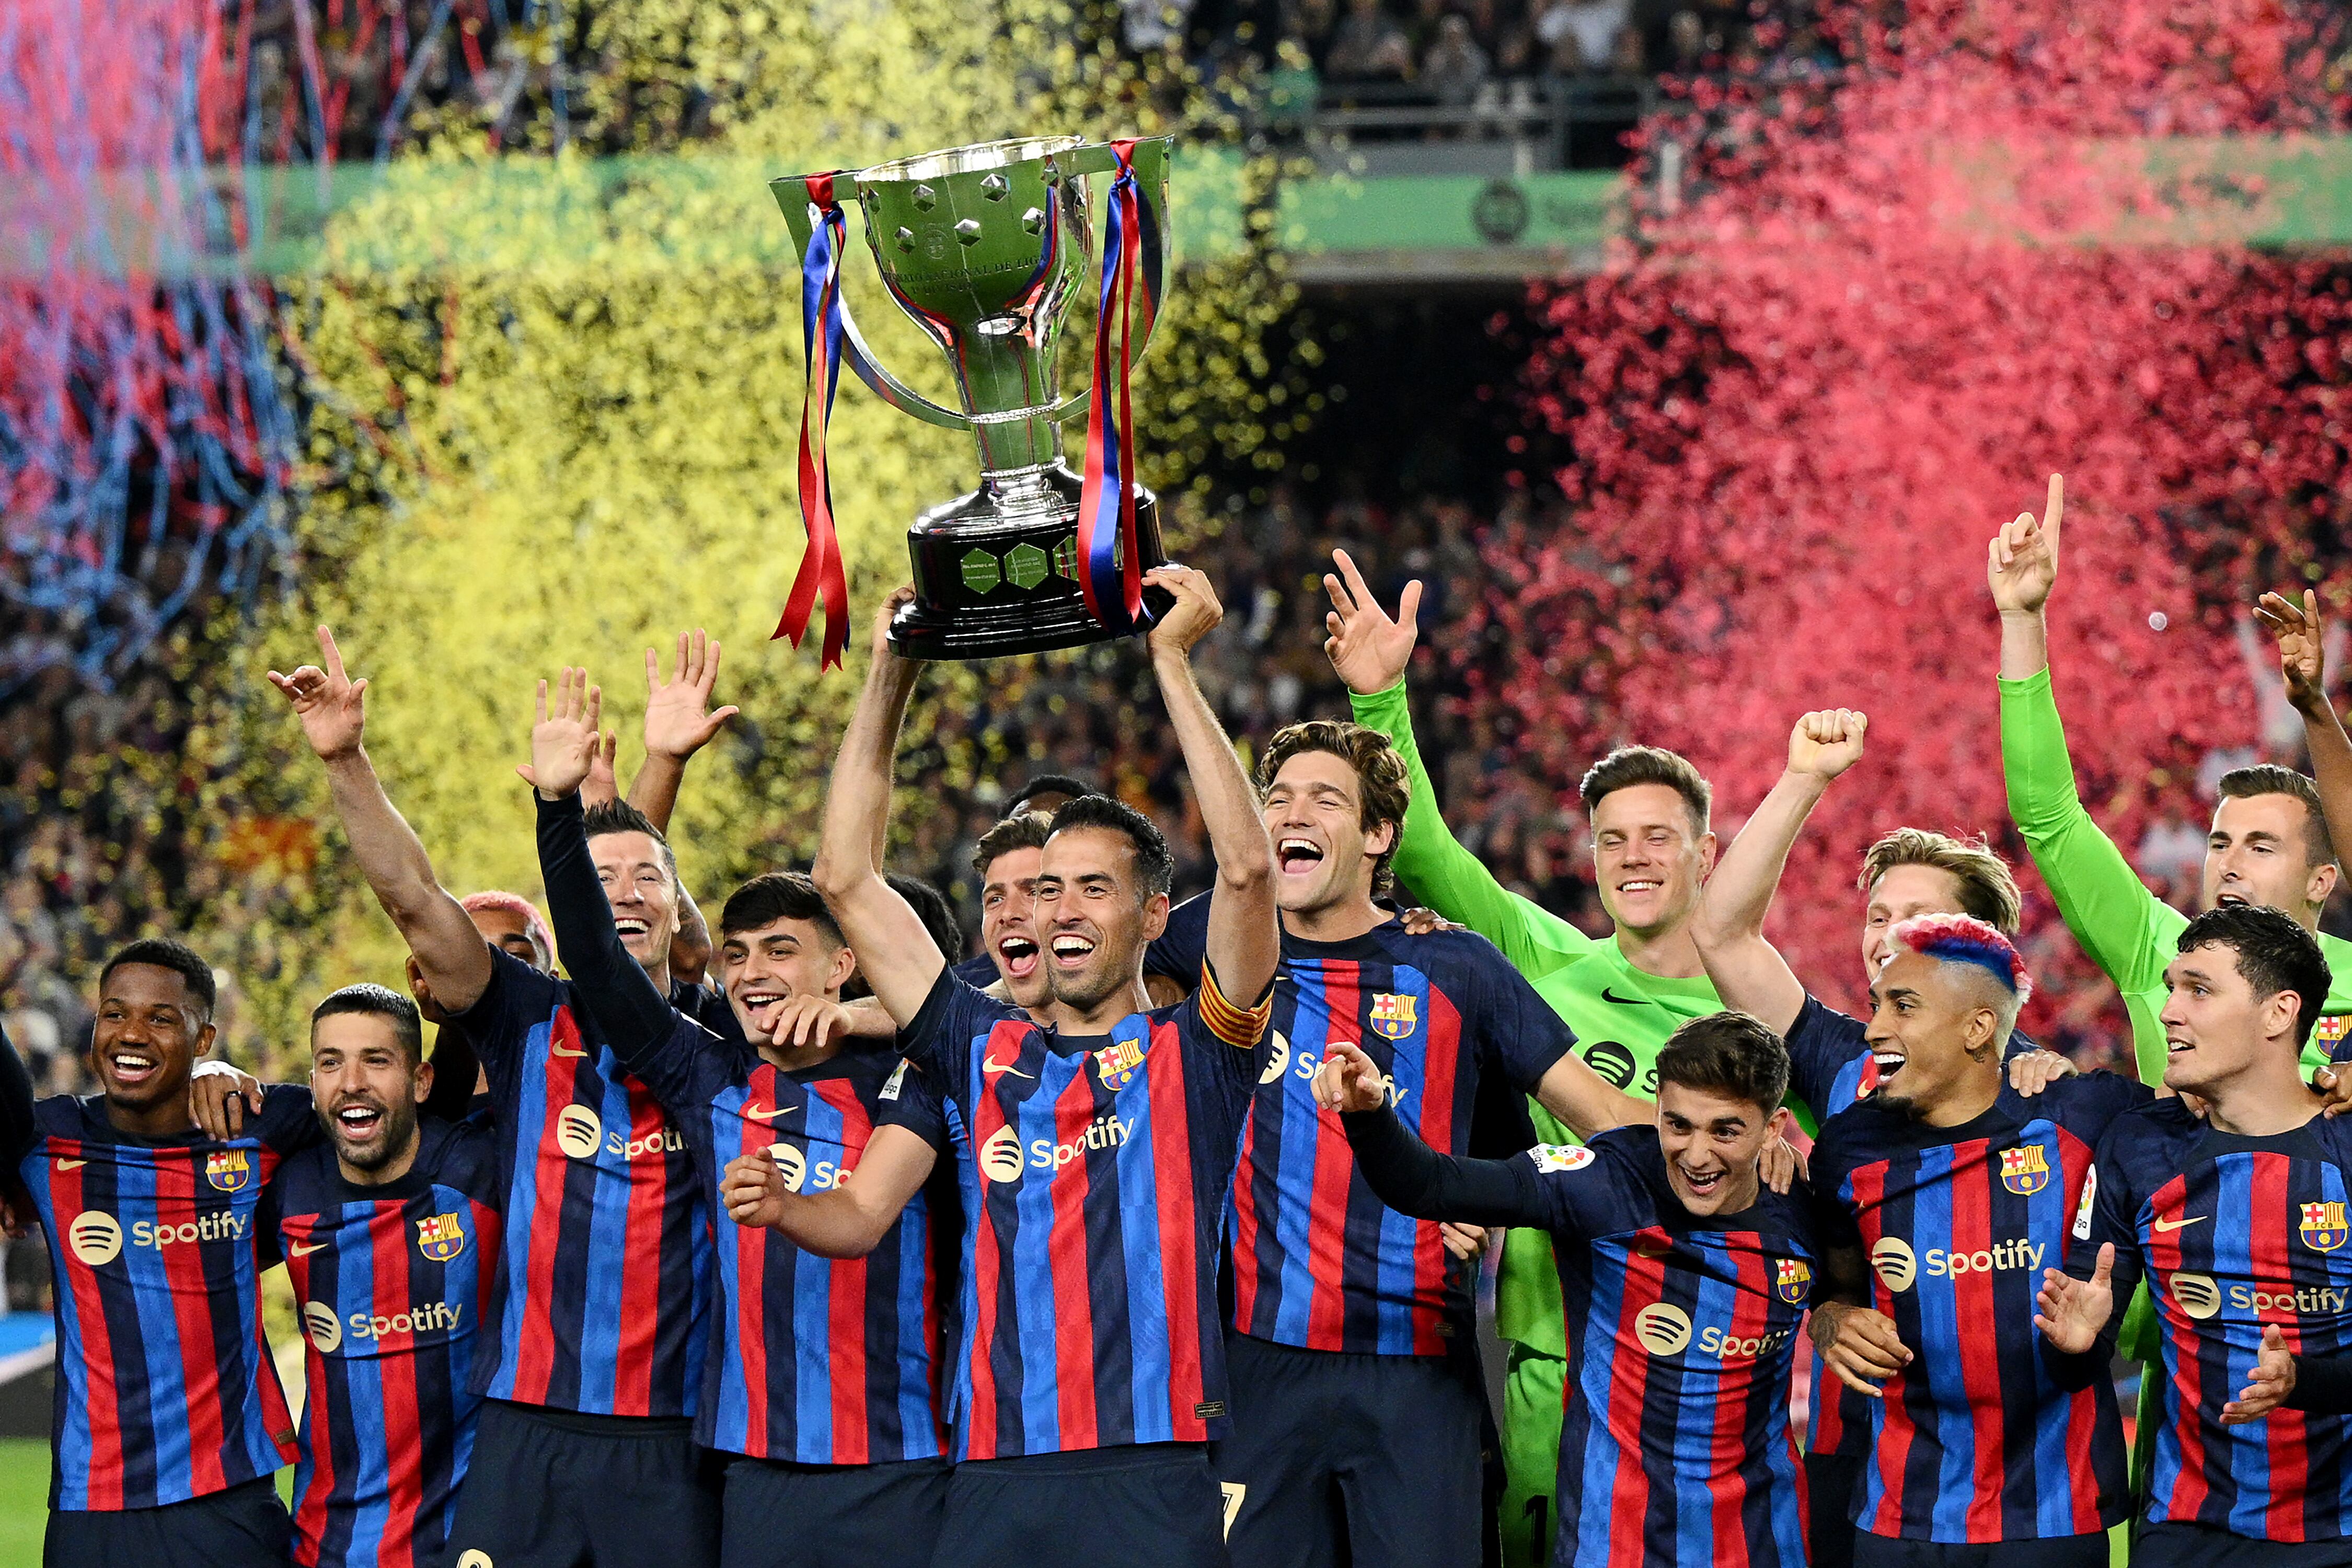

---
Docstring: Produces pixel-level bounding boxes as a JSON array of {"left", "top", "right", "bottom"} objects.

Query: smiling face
[
  {"left": 310, "top": 1013, "right": 430, "bottom": 1179},
  {"left": 1655, "top": 1081, "right": 1770, "bottom": 1216},
  {"left": 92, "top": 963, "right": 213, "bottom": 1119},
  {"left": 1861, "top": 863, "right": 1969, "bottom": 974},
  {"left": 1035, "top": 825, "right": 1167, "bottom": 1015},
  {"left": 2203, "top": 793, "right": 2336, "bottom": 921},
  {"left": 1590, "top": 783, "right": 1715, "bottom": 939},
  {"left": 1863, "top": 949, "right": 2004, "bottom": 1120},
  {"left": 979, "top": 845, "right": 1051, "bottom": 1010},
  {"left": 2158, "top": 941, "right": 2302, "bottom": 1099},
  {"left": 1264, "top": 749, "right": 1395, "bottom": 919},
  {"left": 590, "top": 829, "right": 682, "bottom": 972},
  {"left": 721, "top": 915, "right": 856, "bottom": 1041}
]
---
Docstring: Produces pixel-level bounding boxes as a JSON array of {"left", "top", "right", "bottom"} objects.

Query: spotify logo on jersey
[
  {"left": 1584, "top": 1041, "right": 1636, "bottom": 1091},
  {"left": 770, "top": 1143, "right": 807, "bottom": 1193},
  {"left": 304, "top": 1301, "right": 343, "bottom": 1353},
  {"left": 2170, "top": 1272, "right": 2221, "bottom": 1321},
  {"left": 1871, "top": 1238, "right": 1918, "bottom": 1293},
  {"left": 67, "top": 1212, "right": 122, "bottom": 1267},
  {"left": 981, "top": 1126, "right": 1025, "bottom": 1185},
  {"left": 555, "top": 1106, "right": 603, "bottom": 1160},
  {"left": 1260, "top": 1032, "right": 1291, "bottom": 1086},
  {"left": 1634, "top": 1302, "right": 1692, "bottom": 1357}
]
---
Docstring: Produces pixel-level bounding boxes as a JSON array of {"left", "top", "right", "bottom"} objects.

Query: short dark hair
[
  {"left": 583, "top": 800, "right": 679, "bottom": 885},
  {"left": 1047, "top": 794, "right": 1175, "bottom": 900},
  {"left": 1579, "top": 746, "right": 1711, "bottom": 837},
  {"left": 887, "top": 873, "right": 966, "bottom": 964},
  {"left": 1255, "top": 720, "right": 1412, "bottom": 897},
  {"left": 1655, "top": 1010, "right": 1789, "bottom": 1114},
  {"left": 2177, "top": 904, "right": 2333, "bottom": 1048},
  {"left": 973, "top": 811, "right": 1055, "bottom": 880},
  {"left": 310, "top": 983, "right": 425, "bottom": 1063},
  {"left": 2217, "top": 765, "right": 2336, "bottom": 868},
  {"left": 1009, "top": 775, "right": 1093, "bottom": 814},
  {"left": 719, "top": 872, "right": 843, "bottom": 947},
  {"left": 99, "top": 939, "right": 216, "bottom": 1021}
]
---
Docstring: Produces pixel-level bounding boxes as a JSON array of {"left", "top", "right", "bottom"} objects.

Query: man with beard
[
  {"left": 2038, "top": 907, "right": 2352, "bottom": 1567},
  {"left": 261, "top": 984, "right": 502, "bottom": 1568},
  {"left": 1321, "top": 1010, "right": 1819, "bottom": 1568},
  {"left": 1324, "top": 548, "right": 1726, "bottom": 1565},
  {"left": 3, "top": 941, "right": 309, "bottom": 1566},
  {"left": 268, "top": 628, "right": 722, "bottom": 1568},
  {"left": 526, "top": 666, "right": 960, "bottom": 1568},
  {"left": 731, "top": 571, "right": 1280, "bottom": 1567},
  {"left": 1806, "top": 917, "right": 2146, "bottom": 1566}
]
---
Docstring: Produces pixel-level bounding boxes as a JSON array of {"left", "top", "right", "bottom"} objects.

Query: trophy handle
[
  {"left": 770, "top": 176, "right": 974, "bottom": 433},
  {"left": 1043, "top": 136, "right": 1172, "bottom": 426}
]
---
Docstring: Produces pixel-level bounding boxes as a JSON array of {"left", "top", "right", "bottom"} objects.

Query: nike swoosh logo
[
  {"left": 550, "top": 1041, "right": 590, "bottom": 1059},
  {"left": 2153, "top": 1216, "right": 2207, "bottom": 1234},
  {"left": 54, "top": 1158, "right": 85, "bottom": 1170},
  {"left": 983, "top": 1057, "right": 1035, "bottom": 1079},
  {"left": 1600, "top": 988, "right": 1652, "bottom": 1007},
  {"left": 290, "top": 1241, "right": 330, "bottom": 1257},
  {"left": 742, "top": 1103, "right": 800, "bottom": 1122}
]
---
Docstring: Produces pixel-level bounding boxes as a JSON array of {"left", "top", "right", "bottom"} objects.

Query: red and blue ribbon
[
  {"left": 776, "top": 173, "right": 852, "bottom": 668},
  {"left": 1075, "top": 140, "right": 1160, "bottom": 636}
]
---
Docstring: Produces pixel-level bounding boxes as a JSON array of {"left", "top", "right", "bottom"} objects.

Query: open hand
[
  {"left": 1811, "top": 1302, "right": 1911, "bottom": 1395},
  {"left": 189, "top": 1060, "right": 265, "bottom": 1140},
  {"left": 1787, "top": 709, "right": 1867, "bottom": 781},
  {"left": 2255, "top": 589, "right": 2328, "bottom": 712},
  {"left": 1143, "top": 564, "right": 1224, "bottom": 656},
  {"left": 2008, "top": 1050, "right": 2078, "bottom": 1096},
  {"left": 721, "top": 1149, "right": 791, "bottom": 1229},
  {"left": 1399, "top": 907, "right": 1464, "bottom": 937},
  {"left": 2033, "top": 1243, "right": 2115, "bottom": 1354},
  {"left": 267, "top": 626, "right": 369, "bottom": 761},
  {"left": 518, "top": 667, "right": 603, "bottom": 800},
  {"left": 1987, "top": 474, "right": 2065, "bottom": 616},
  {"left": 1312, "top": 1039, "right": 1389, "bottom": 1113},
  {"left": 644, "top": 629, "right": 741, "bottom": 762},
  {"left": 1322, "top": 549, "right": 1422, "bottom": 696},
  {"left": 2315, "top": 1063, "right": 2352, "bottom": 1118},
  {"left": 2222, "top": 1324, "right": 2299, "bottom": 1424},
  {"left": 1758, "top": 1108, "right": 1806, "bottom": 1193}
]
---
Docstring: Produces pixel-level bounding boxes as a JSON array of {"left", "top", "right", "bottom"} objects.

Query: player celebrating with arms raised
[{"left": 2038, "top": 905, "right": 2352, "bottom": 1566}]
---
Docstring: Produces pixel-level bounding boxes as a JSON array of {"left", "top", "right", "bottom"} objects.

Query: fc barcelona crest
[
  {"left": 1999, "top": 1144, "right": 2050, "bottom": 1197},
  {"left": 1368, "top": 993, "right": 1419, "bottom": 1041},
  {"left": 1094, "top": 1038, "right": 1147, "bottom": 1092},
  {"left": 2301, "top": 1201, "right": 2349, "bottom": 1253},
  {"left": 205, "top": 1148, "right": 251, "bottom": 1193},
  {"left": 2318, "top": 1014, "right": 2351, "bottom": 1048},
  {"left": 414, "top": 1212, "right": 467, "bottom": 1263},
  {"left": 1776, "top": 1257, "right": 1813, "bottom": 1306}
]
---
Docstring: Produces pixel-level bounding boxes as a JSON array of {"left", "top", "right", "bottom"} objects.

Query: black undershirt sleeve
[
  {"left": 0, "top": 1022, "right": 34, "bottom": 1167},
  {"left": 2287, "top": 1353, "right": 2352, "bottom": 1415},
  {"left": 537, "top": 791, "right": 676, "bottom": 1058},
  {"left": 1341, "top": 1102, "right": 1550, "bottom": 1229}
]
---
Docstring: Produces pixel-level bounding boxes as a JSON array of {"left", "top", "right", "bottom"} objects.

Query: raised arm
[
  {"left": 1144, "top": 565, "right": 1277, "bottom": 1012},
  {"left": 269, "top": 627, "right": 492, "bottom": 1012},
  {"left": 1317, "top": 1041, "right": 1554, "bottom": 1227},
  {"left": 718, "top": 1125, "right": 937, "bottom": 1258},
  {"left": 628, "top": 628, "right": 740, "bottom": 833},
  {"left": 2258, "top": 589, "right": 2352, "bottom": 879},
  {"left": 1693, "top": 709, "right": 1869, "bottom": 1036},
  {"left": 1326, "top": 550, "right": 1591, "bottom": 972},
  {"left": 810, "top": 587, "right": 947, "bottom": 1028}
]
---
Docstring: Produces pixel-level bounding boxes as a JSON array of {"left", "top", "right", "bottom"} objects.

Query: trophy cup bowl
[{"left": 773, "top": 136, "right": 1174, "bottom": 660}]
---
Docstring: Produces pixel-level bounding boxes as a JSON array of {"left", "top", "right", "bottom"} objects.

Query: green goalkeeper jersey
[
  {"left": 1350, "top": 680, "right": 1722, "bottom": 1353},
  {"left": 2000, "top": 665, "right": 2352, "bottom": 1082}
]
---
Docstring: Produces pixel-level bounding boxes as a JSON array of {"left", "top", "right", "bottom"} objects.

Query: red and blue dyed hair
[{"left": 1888, "top": 913, "right": 2033, "bottom": 1004}]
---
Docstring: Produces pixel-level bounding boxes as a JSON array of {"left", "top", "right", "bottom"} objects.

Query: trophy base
[{"left": 888, "top": 464, "right": 1170, "bottom": 661}]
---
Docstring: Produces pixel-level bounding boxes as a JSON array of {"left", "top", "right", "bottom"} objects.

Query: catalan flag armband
[{"left": 1198, "top": 960, "right": 1275, "bottom": 1050}]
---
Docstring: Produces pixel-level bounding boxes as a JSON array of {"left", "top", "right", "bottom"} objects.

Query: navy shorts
[
  {"left": 444, "top": 1399, "right": 722, "bottom": 1568},
  {"left": 721, "top": 1454, "right": 950, "bottom": 1568},
  {"left": 2135, "top": 1521, "right": 2352, "bottom": 1568},
  {"left": 1849, "top": 1530, "right": 2110, "bottom": 1568},
  {"left": 936, "top": 1442, "right": 1228, "bottom": 1568},
  {"left": 1212, "top": 1329, "right": 1489, "bottom": 1568},
  {"left": 44, "top": 1477, "right": 290, "bottom": 1568},
  {"left": 1806, "top": 1451, "right": 1864, "bottom": 1568}
]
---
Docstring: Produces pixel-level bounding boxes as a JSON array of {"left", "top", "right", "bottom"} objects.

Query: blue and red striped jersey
[
  {"left": 2070, "top": 1099, "right": 2352, "bottom": 1542},
  {"left": 904, "top": 965, "right": 1272, "bottom": 1460},
  {"left": 1779, "top": 996, "right": 1881, "bottom": 1462},
  {"left": 19, "top": 1087, "right": 309, "bottom": 1510},
  {"left": 1811, "top": 1072, "right": 2145, "bottom": 1542},
  {"left": 264, "top": 1114, "right": 502, "bottom": 1568},
  {"left": 453, "top": 949, "right": 711, "bottom": 1417},
  {"left": 1227, "top": 921, "right": 1573, "bottom": 1355},
  {"left": 1527, "top": 1126, "right": 1816, "bottom": 1568},
  {"left": 608, "top": 1011, "right": 958, "bottom": 1463}
]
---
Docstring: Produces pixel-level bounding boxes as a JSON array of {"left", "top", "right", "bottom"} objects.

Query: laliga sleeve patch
[
  {"left": 880, "top": 1059, "right": 908, "bottom": 1102},
  {"left": 1530, "top": 1144, "right": 1595, "bottom": 1174},
  {"left": 2071, "top": 1164, "right": 2097, "bottom": 1242}
]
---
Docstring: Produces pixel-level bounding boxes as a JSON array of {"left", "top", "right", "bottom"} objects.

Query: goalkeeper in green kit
[
  {"left": 1322, "top": 550, "right": 1729, "bottom": 1568},
  {"left": 1990, "top": 473, "right": 2352, "bottom": 1519}
]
